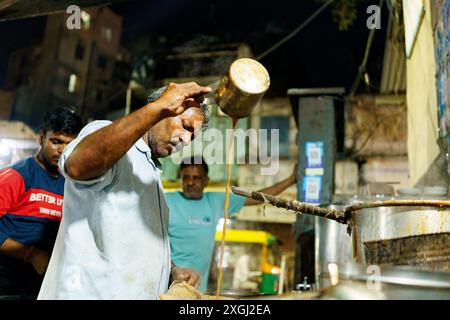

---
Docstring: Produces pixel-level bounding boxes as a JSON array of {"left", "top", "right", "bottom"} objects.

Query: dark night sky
[
  {"left": 0, "top": 16, "right": 47, "bottom": 86},
  {"left": 0, "top": 0, "right": 388, "bottom": 96}
]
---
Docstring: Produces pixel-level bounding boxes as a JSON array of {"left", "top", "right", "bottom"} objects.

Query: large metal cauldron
[
  {"left": 349, "top": 203, "right": 450, "bottom": 273},
  {"left": 231, "top": 188, "right": 450, "bottom": 275},
  {"left": 315, "top": 200, "right": 450, "bottom": 289}
]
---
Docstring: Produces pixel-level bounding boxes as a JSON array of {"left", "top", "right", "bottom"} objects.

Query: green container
[{"left": 260, "top": 273, "right": 279, "bottom": 294}]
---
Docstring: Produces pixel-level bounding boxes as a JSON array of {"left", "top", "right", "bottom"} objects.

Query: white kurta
[{"left": 38, "top": 120, "right": 171, "bottom": 300}]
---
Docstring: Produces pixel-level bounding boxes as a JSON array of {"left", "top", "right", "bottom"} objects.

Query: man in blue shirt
[{"left": 166, "top": 156, "right": 296, "bottom": 292}]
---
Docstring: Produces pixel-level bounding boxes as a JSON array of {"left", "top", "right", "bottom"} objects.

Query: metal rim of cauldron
[
  {"left": 317, "top": 200, "right": 449, "bottom": 275},
  {"left": 343, "top": 202, "right": 450, "bottom": 269},
  {"left": 341, "top": 200, "right": 450, "bottom": 236},
  {"left": 343, "top": 200, "right": 450, "bottom": 220}
]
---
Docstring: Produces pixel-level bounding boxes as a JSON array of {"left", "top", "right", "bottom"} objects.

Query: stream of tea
[{"left": 216, "top": 118, "right": 238, "bottom": 297}]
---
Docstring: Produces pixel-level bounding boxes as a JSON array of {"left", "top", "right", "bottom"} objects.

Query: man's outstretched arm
[
  {"left": 66, "top": 83, "right": 211, "bottom": 181},
  {"left": 244, "top": 165, "right": 297, "bottom": 206}
]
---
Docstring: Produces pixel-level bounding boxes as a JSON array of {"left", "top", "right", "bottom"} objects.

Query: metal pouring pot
[{"left": 205, "top": 58, "right": 270, "bottom": 119}]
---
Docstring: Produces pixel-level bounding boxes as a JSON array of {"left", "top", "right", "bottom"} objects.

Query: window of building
[
  {"left": 101, "top": 26, "right": 112, "bottom": 42},
  {"left": 75, "top": 43, "right": 84, "bottom": 60},
  {"left": 68, "top": 74, "right": 78, "bottom": 93},
  {"left": 81, "top": 11, "right": 90, "bottom": 30},
  {"left": 97, "top": 55, "right": 107, "bottom": 69}
]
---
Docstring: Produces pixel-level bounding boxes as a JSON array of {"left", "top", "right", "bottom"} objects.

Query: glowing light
[
  {"left": 0, "top": 141, "right": 11, "bottom": 157},
  {"left": 328, "top": 263, "right": 339, "bottom": 286},
  {"left": 81, "top": 11, "right": 90, "bottom": 30},
  {"left": 270, "top": 267, "right": 280, "bottom": 274},
  {"left": 230, "top": 58, "right": 270, "bottom": 94},
  {"left": 68, "top": 74, "right": 78, "bottom": 93}
]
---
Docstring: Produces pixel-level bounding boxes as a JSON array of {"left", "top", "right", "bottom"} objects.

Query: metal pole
[
  {"left": 125, "top": 86, "right": 132, "bottom": 116},
  {"left": 278, "top": 255, "right": 287, "bottom": 295}
]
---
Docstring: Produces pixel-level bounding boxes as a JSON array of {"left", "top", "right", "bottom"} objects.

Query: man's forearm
[
  {"left": 244, "top": 175, "right": 295, "bottom": 206},
  {"left": 0, "top": 238, "right": 50, "bottom": 274},
  {"left": 0, "top": 237, "right": 32, "bottom": 262},
  {"left": 66, "top": 102, "right": 161, "bottom": 181}
]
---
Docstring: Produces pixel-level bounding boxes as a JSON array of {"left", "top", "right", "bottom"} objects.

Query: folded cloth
[{"left": 160, "top": 281, "right": 234, "bottom": 300}]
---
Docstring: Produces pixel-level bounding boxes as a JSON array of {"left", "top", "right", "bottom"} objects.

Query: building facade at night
[{"left": 4, "top": 6, "right": 125, "bottom": 129}]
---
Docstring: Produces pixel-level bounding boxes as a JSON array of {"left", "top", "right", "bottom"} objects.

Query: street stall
[{"left": 0, "top": 0, "right": 449, "bottom": 305}]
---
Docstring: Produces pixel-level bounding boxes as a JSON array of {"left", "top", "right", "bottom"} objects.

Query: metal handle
[{"left": 231, "top": 186, "right": 347, "bottom": 224}]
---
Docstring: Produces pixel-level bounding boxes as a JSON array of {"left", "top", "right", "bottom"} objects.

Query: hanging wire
[
  {"left": 349, "top": 0, "right": 384, "bottom": 97},
  {"left": 256, "top": 0, "right": 336, "bottom": 61}
]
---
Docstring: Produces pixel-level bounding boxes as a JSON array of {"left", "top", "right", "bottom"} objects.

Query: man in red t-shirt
[{"left": 0, "top": 107, "right": 83, "bottom": 299}]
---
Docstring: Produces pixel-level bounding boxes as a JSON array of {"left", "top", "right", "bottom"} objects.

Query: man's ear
[{"left": 37, "top": 130, "right": 45, "bottom": 146}]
